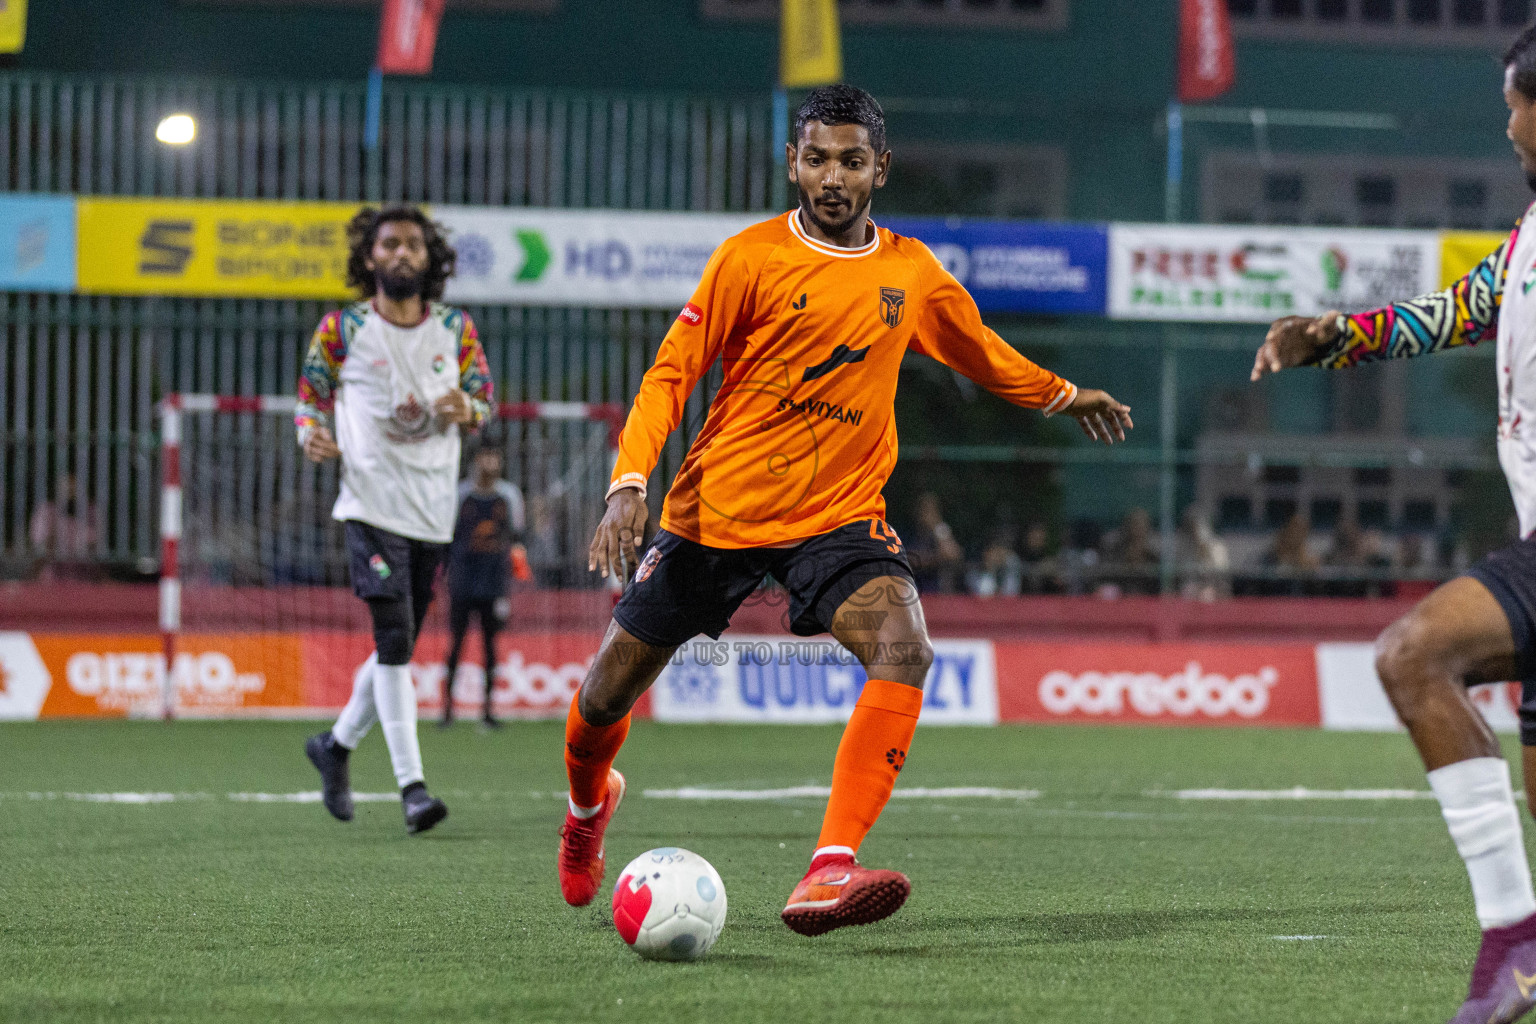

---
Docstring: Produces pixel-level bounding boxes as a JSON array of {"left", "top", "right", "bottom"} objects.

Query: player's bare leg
[
  {"left": 1375, "top": 577, "right": 1536, "bottom": 1023},
  {"left": 558, "top": 619, "right": 678, "bottom": 906},
  {"left": 782, "top": 574, "right": 931, "bottom": 936}
]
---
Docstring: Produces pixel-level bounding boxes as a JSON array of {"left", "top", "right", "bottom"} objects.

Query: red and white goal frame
[{"left": 156, "top": 393, "right": 624, "bottom": 720}]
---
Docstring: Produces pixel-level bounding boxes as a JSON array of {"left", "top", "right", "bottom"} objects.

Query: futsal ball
[{"left": 612, "top": 847, "right": 727, "bottom": 961}]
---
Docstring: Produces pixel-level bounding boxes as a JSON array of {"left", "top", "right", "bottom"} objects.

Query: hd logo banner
[
  {"left": 434, "top": 206, "right": 756, "bottom": 308},
  {"left": 648, "top": 634, "right": 998, "bottom": 726},
  {"left": 76, "top": 198, "right": 357, "bottom": 299}
]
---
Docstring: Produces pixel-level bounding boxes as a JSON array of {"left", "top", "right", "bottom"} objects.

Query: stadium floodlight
[{"left": 155, "top": 113, "right": 197, "bottom": 146}]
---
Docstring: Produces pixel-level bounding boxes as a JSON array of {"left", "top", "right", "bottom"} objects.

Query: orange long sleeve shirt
[{"left": 610, "top": 210, "right": 1077, "bottom": 549}]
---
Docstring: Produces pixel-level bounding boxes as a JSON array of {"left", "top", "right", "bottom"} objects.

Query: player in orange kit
[{"left": 558, "top": 84, "right": 1134, "bottom": 935}]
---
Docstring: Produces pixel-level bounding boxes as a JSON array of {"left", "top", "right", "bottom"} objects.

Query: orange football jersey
[{"left": 609, "top": 210, "right": 1077, "bottom": 549}]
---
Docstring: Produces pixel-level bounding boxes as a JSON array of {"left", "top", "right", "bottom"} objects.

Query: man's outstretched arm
[{"left": 1251, "top": 211, "right": 1523, "bottom": 380}]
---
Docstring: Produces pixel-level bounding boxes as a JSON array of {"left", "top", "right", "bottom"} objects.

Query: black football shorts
[
  {"left": 612, "top": 519, "right": 915, "bottom": 649},
  {"left": 1466, "top": 536, "right": 1536, "bottom": 745}
]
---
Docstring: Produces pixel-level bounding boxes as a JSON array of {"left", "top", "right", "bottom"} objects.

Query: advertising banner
[
  {"left": 1315, "top": 641, "right": 1519, "bottom": 734},
  {"left": 75, "top": 198, "right": 357, "bottom": 299},
  {"left": 1108, "top": 224, "right": 1440, "bottom": 323},
  {"left": 304, "top": 629, "right": 596, "bottom": 720},
  {"left": 0, "top": 631, "right": 305, "bottom": 719},
  {"left": 882, "top": 217, "right": 1108, "bottom": 315},
  {"left": 648, "top": 635, "right": 998, "bottom": 725},
  {"left": 0, "top": 194, "right": 74, "bottom": 292},
  {"left": 436, "top": 206, "right": 757, "bottom": 308},
  {"left": 994, "top": 642, "right": 1320, "bottom": 727},
  {"left": 1440, "top": 230, "right": 1507, "bottom": 289}
]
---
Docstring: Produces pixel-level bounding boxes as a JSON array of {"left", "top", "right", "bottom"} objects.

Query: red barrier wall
[{"left": 0, "top": 582, "right": 1414, "bottom": 643}]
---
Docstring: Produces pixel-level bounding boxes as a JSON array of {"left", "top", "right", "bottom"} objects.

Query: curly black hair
[
  {"left": 1508, "top": 24, "right": 1536, "bottom": 101},
  {"left": 793, "top": 84, "right": 887, "bottom": 154},
  {"left": 345, "top": 205, "right": 456, "bottom": 300}
]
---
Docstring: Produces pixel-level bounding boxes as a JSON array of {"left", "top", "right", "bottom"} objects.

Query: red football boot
[
  {"left": 781, "top": 852, "right": 911, "bottom": 936},
  {"left": 557, "top": 768, "right": 626, "bottom": 907}
]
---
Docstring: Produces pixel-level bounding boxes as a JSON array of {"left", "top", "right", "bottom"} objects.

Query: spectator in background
[
  {"left": 1177, "top": 507, "right": 1230, "bottom": 601},
  {"left": 1324, "top": 518, "right": 1392, "bottom": 598},
  {"left": 441, "top": 445, "right": 531, "bottom": 729},
  {"left": 524, "top": 493, "right": 564, "bottom": 588},
  {"left": 967, "top": 523, "right": 1024, "bottom": 597},
  {"left": 1019, "top": 522, "right": 1064, "bottom": 594},
  {"left": 1101, "top": 507, "right": 1159, "bottom": 596},
  {"left": 906, "top": 492, "right": 964, "bottom": 594},
  {"left": 1398, "top": 533, "right": 1431, "bottom": 576},
  {"left": 29, "top": 472, "right": 101, "bottom": 581},
  {"left": 1261, "top": 510, "right": 1320, "bottom": 595}
]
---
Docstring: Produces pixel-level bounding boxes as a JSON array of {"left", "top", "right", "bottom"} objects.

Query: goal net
[{"left": 157, "top": 393, "right": 621, "bottom": 720}]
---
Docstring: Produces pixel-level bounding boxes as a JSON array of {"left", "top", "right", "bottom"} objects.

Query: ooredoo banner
[
  {"left": 994, "top": 642, "right": 1321, "bottom": 727},
  {"left": 1108, "top": 224, "right": 1440, "bottom": 323}
]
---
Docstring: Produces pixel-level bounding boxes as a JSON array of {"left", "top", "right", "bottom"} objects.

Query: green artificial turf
[{"left": 0, "top": 720, "right": 1514, "bottom": 1023}]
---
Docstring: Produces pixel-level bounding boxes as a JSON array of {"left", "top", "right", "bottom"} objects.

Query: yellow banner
[
  {"left": 76, "top": 198, "right": 360, "bottom": 299},
  {"left": 1441, "top": 231, "right": 1507, "bottom": 289},
  {"left": 0, "top": 0, "right": 26, "bottom": 53},
  {"left": 781, "top": 0, "right": 842, "bottom": 89}
]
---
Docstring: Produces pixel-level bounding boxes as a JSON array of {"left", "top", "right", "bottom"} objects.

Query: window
[
  {"left": 702, "top": 0, "right": 1066, "bottom": 28},
  {"left": 1355, "top": 467, "right": 1393, "bottom": 487},
  {"left": 1310, "top": 497, "right": 1343, "bottom": 529},
  {"left": 1228, "top": 0, "right": 1525, "bottom": 43},
  {"left": 880, "top": 143, "right": 1067, "bottom": 219},
  {"left": 1218, "top": 496, "right": 1254, "bottom": 530},
  {"left": 1265, "top": 498, "right": 1299, "bottom": 528},
  {"left": 1403, "top": 499, "right": 1439, "bottom": 529},
  {"left": 1203, "top": 152, "right": 1532, "bottom": 230}
]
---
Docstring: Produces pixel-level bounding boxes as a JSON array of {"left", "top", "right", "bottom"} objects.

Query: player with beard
[
  {"left": 556, "top": 84, "right": 1134, "bottom": 935},
  {"left": 1252, "top": 28, "right": 1536, "bottom": 1022},
  {"left": 299, "top": 205, "right": 493, "bottom": 835}
]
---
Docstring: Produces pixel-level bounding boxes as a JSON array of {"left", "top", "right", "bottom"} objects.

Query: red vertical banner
[
  {"left": 1177, "top": 0, "right": 1235, "bottom": 103},
  {"left": 377, "top": 0, "right": 448, "bottom": 76}
]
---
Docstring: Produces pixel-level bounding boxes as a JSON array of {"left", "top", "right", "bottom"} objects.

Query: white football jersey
[
  {"left": 1497, "top": 210, "right": 1536, "bottom": 540},
  {"left": 309, "top": 302, "right": 488, "bottom": 543}
]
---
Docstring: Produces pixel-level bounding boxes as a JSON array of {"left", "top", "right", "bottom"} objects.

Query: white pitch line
[
  {"left": 226, "top": 791, "right": 400, "bottom": 803},
  {"left": 642, "top": 786, "right": 1040, "bottom": 801},
  {"left": 1271, "top": 935, "right": 1333, "bottom": 941},
  {"left": 1150, "top": 788, "right": 1435, "bottom": 801},
  {"left": 22, "top": 791, "right": 204, "bottom": 804}
]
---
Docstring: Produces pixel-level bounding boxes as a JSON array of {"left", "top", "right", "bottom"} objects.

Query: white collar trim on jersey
[{"left": 787, "top": 209, "right": 880, "bottom": 259}]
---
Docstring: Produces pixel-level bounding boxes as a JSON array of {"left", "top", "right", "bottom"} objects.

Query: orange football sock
[
  {"left": 564, "top": 698, "right": 630, "bottom": 811},
  {"left": 814, "top": 678, "right": 924, "bottom": 856}
]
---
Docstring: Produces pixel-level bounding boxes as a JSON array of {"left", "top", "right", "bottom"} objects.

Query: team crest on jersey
[
  {"left": 388, "top": 392, "right": 431, "bottom": 441},
  {"left": 634, "top": 546, "right": 662, "bottom": 583},
  {"left": 879, "top": 287, "right": 905, "bottom": 328},
  {"left": 432, "top": 354, "right": 447, "bottom": 373}
]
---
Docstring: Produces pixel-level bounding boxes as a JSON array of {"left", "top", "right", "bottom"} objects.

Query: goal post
[{"left": 155, "top": 393, "right": 623, "bottom": 721}]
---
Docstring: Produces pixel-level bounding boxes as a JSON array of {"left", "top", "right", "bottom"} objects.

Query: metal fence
[
  {"left": 0, "top": 73, "right": 774, "bottom": 209},
  {"left": 0, "top": 294, "right": 728, "bottom": 582},
  {"left": 0, "top": 71, "right": 766, "bottom": 581}
]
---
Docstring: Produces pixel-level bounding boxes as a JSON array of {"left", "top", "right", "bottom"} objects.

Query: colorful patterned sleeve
[
  {"left": 457, "top": 311, "right": 494, "bottom": 429},
  {"left": 294, "top": 310, "right": 346, "bottom": 446},
  {"left": 1316, "top": 214, "right": 1522, "bottom": 369}
]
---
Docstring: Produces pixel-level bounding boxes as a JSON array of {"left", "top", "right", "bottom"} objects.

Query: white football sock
[
  {"left": 331, "top": 653, "right": 378, "bottom": 750},
  {"left": 374, "top": 662, "right": 425, "bottom": 789},
  {"left": 812, "top": 845, "right": 855, "bottom": 861},
  {"left": 568, "top": 797, "right": 602, "bottom": 819},
  {"left": 1428, "top": 756, "right": 1536, "bottom": 929}
]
